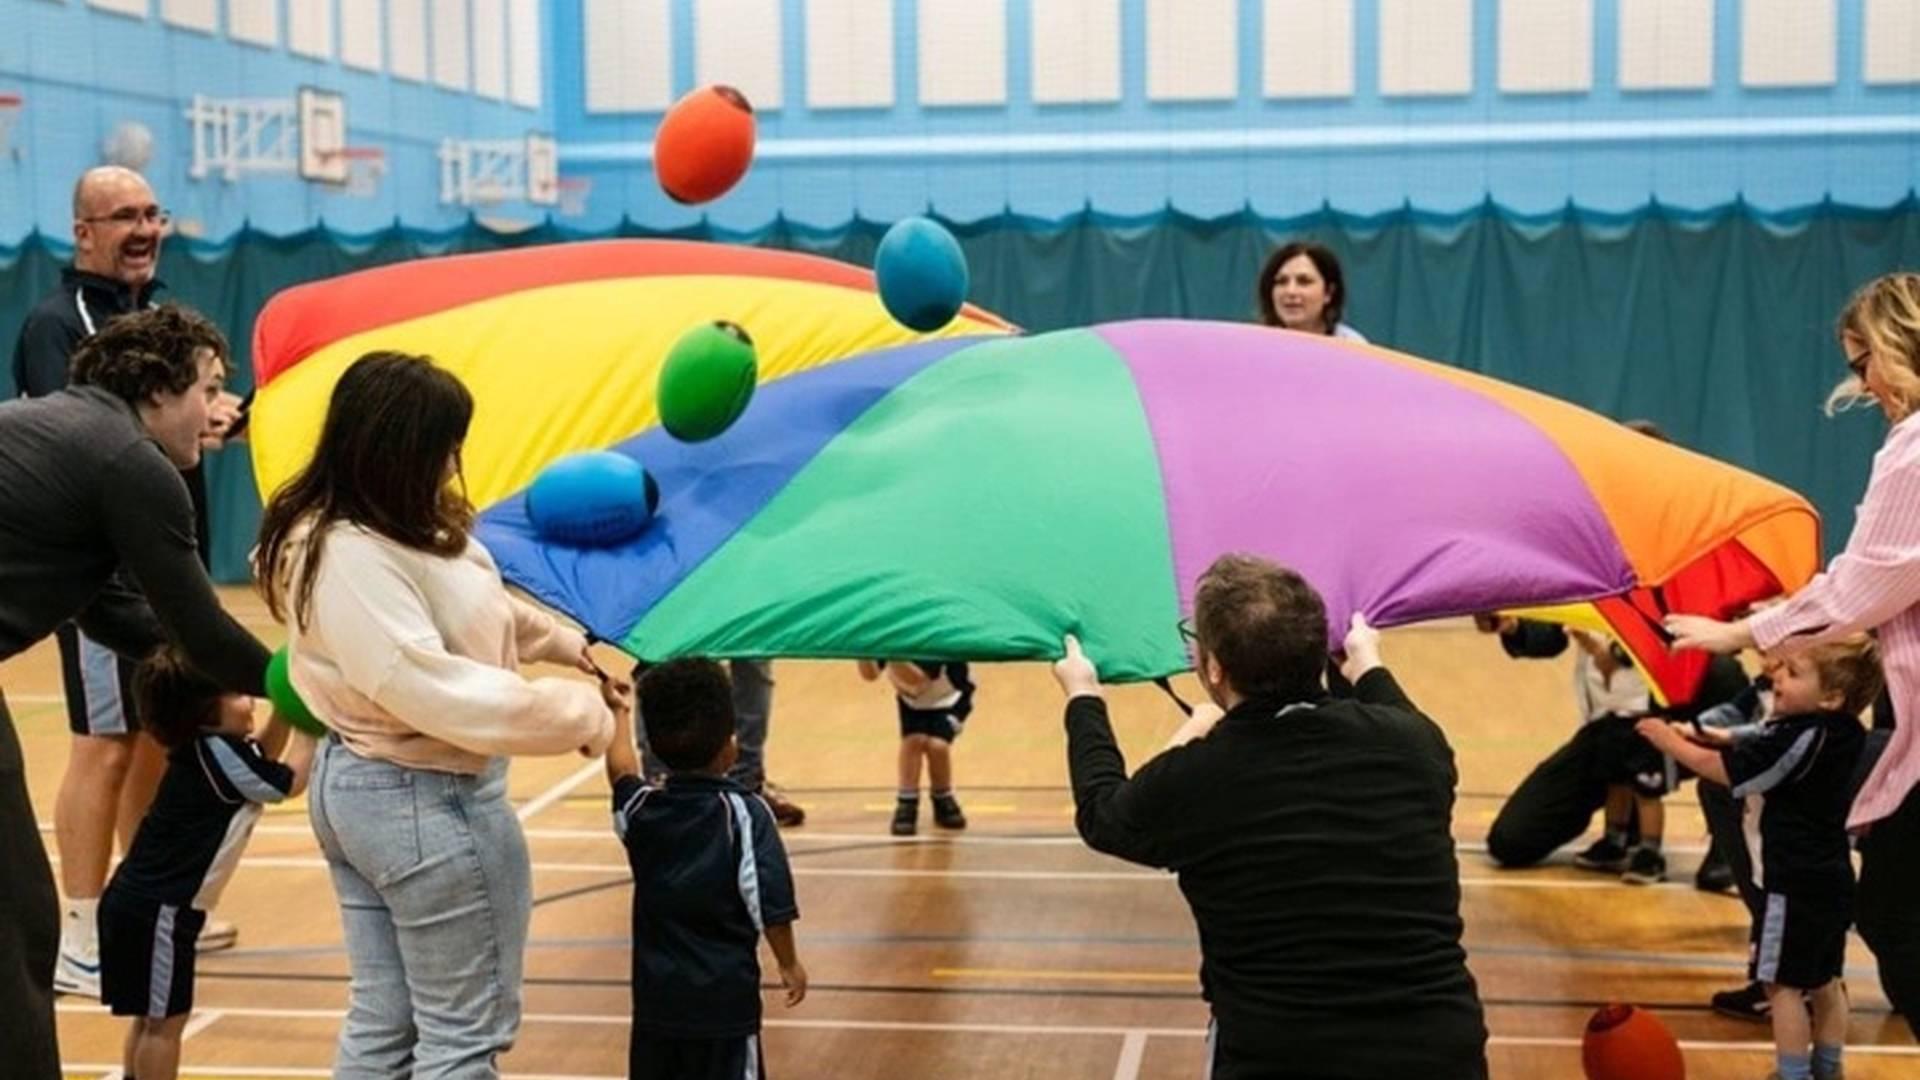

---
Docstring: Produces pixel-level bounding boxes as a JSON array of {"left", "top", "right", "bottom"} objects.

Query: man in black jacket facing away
[{"left": 1052, "top": 554, "right": 1487, "bottom": 1078}]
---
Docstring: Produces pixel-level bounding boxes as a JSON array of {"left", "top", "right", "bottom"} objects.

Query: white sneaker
[{"left": 52, "top": 948, "right": 101, "bottom": 998}]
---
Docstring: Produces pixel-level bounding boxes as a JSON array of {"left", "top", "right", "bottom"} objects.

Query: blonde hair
[
  {"left": 1806, "top": 635, "right": 1884, "bottom": 717},
  {"left": 1825, "top": 273, "right": 1920, "bottom": 419}
]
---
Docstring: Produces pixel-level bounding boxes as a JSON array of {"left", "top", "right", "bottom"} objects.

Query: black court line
[
  {"left": 190, "top": 969, "right": 1899, "bottom": 1015},
  {"left": 558, "top": 786, "right": 1531, "bottom": 806},
  {"left": 529, "top": 841, "right": 918, "bottom": 909}
]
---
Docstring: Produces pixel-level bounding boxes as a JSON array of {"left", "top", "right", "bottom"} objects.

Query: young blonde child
[
  {"left": 1639, "top": 636, "right": 1879, "bottom": 1080},
  {"left": 98, "top": 649, "right": 315, "bottom": 1080},
  {"left": 857, "top": 660, "right": 973, "bottom": 836}
]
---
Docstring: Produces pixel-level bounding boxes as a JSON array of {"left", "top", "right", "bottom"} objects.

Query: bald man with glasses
[{"left": 9, "top": 167, "right": 247, "bottom": 1002}]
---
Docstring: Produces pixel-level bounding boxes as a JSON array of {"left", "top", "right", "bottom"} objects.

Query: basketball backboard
[
  {"left": 298, "top": 86, "right": 348, "bottom": 184},
  {"left": 527, "top": 132, "right": 559, "bottom": 206}
]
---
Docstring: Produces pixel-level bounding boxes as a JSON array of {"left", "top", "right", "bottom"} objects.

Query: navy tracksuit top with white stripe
[
  {"left": 613, "top": 773, "right": 799, "bottom": 1039},
  {"left": 107, "top": 733, "right": 293, "bottom": 911},
  {"left": 1724, "top": 709, "right": 1865, "bottom": 895}
]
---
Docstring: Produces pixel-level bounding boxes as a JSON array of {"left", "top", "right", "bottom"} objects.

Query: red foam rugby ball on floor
[{"left": 1582, "top": 1003, "right": 1685, "bottom": 1080}]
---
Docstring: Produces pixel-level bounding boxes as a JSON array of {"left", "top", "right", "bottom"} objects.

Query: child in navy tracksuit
[
  {"left": 607, "top": 658, "right": 806, "bottom": 1080},
  {"left": 1639, "top": 635, "right": 1878, "bottom": 1080},
  {"left": 99, "top": 649, "right": 315, "bottom": 1080},
  {"left": 858, "top": 660, "right": 974, "bottom": 836}
]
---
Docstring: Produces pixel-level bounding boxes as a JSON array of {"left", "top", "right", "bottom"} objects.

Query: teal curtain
[{"left": 5, "top": 199, "right": 1916, "bottom": 583}]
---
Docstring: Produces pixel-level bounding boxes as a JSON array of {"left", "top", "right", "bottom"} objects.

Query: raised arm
[
  {"left": 1055, "top": 636, "right": 1187, "bottom": 868},
  {"left": 1749, "top": 429, "right": 1920, "bottom": 651}
]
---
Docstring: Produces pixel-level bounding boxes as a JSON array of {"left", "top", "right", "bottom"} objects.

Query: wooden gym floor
[{"left": 5, "top": 587, "right": 1916, "bottom": 1079}]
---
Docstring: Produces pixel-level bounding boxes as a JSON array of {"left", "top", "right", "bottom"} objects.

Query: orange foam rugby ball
[{"left": 653, "top": 84, "right": 756, "bottom": 205}]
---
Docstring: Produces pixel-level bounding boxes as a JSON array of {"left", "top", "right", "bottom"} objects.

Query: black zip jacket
[{"left": 1065, "top": 668, "right": 1487, "bottom": 1078}]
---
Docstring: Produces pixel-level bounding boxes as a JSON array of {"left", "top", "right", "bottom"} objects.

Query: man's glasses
[{"left": 79, "top": 206, "right": 170, "bottom": 227}]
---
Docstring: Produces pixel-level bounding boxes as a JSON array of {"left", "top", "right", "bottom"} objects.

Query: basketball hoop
[
  {"left": 0, "top": 94, "right": 23, "bottom": 161},
  {"left": 321, "top": 146, "right": 386, "bottom": 198},
  {"left": 556, "top": 176, "right": 593, "bottom": 217}
]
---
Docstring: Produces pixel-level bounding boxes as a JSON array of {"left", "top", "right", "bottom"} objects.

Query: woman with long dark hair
[
  {"left": 255, "top": 352, "right": 619, "bottom": 1077},
  {"left": 1255, "top": 241, "right": 1367, "bottom": 342}
]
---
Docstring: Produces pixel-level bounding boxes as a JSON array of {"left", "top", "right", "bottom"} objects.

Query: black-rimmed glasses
[{"left": 80, "top": 206, "right": 170, "bottom": 227}]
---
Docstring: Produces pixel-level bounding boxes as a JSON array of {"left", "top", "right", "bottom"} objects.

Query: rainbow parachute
[
  {"left": 249, "top": 239, "right": 1014, "bottom": 508},
  {"left": 473, "top": 321, "right": 1820, "bottom": 703}
]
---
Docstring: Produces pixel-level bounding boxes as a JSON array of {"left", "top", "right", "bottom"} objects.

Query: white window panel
[
  {"left": 918, "top": 0, "right": 1005, "bottom": 106},
  {"left": 1147, "top": 0, "right": 1235, "bottom": 101},
  {"left": 290, "top": 0, "right": 335, "bottom": 59},
  {"left": 585, "top": 0, "right": 672, "bottom": 112},
  {"left": 341, "top": 0, "right": 383, "bottom": 72},
  {"left": 1742, "top": 0, "right": 1835, "bottom": 87},
  {"left": 1031, "top": 0, "right": 1120, "bottom": 104},
  {"left": 1865, "top": 0, "right": 1920, "bottom": 84},
  {"left": 1378, "top": 0, "right": 1471, "bottom": 96},
  {"left": 1263, "top": 0, "right": 1353, "bottom": 99},
  {"left": 696, "top": 0, "right": 783, "bottom": 110},
  {"left": 433, "top": 0, "right": 471, "bottom": 90},
  {"left": 1499, "top": 0, "right": 1590, "bottom": 93},
  {"left": 473, "top": 0, "right": 506, "bottom": 99},
  {"left": 510, "top": 0, "right": 541, "bottom": 106},
  {"left": 163, "top": 0, "right": 214, "bottom": 30},
  {"left": 1618, "top": 0, "right": 1712, "bottom": 90},
  {"left": 89, "top": 0, "right": 147, "bottom": 18},
  {"left": 806, "top": 0, "right": 894, "bottom": 109},
  {"left": 230, "top": 0, "right": 278, "bottom": 46},
  {"left": 391, "top": 0, "right": 428, "bottom": 81}
]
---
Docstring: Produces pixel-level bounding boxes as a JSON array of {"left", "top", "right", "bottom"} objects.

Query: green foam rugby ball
[{"left": 658, "top": 321, "right": 758, "bottom": 442}]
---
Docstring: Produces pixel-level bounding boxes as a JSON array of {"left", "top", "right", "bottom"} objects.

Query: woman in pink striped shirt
[{"left": 1668, "top": 273, "right": 1920, "bottom": 1034}]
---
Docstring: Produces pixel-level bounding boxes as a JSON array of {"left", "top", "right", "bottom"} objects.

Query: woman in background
[{"left": 1256, "top": 241, "right": 1367, "bottom": 342}]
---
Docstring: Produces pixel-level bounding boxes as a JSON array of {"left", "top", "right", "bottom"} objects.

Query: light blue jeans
[{"left": 309, "top": 738, "right": 530, "bottom": 1080}]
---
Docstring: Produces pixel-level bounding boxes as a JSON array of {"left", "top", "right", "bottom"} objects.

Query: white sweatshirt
[{"left": 287, "top": 522, "right": 614, "bottom": 774}]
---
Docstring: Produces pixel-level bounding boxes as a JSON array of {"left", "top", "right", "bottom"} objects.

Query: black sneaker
[
  {"left": 932, "top": 794, "right": 967, "bottom": 830},
  {"left": 1710, "top": 981, "right": 1772, "bottom": 1023},
  {"left": 1694, "top": 854, "right": 1737, "bottom": 895},
  {"left": 1622, "top": 846, "right": 1668, "bottom": 885},
  {"left": 891, "top": 798, "right": 918, "bottom": 837},
  {"left": 1572, "top": 837, "right": 1631, "bottom": 872}
]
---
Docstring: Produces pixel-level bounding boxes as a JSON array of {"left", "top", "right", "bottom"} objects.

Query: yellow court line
[{"left": 931, "top": 967, "right": 1195, "bottom": 983}]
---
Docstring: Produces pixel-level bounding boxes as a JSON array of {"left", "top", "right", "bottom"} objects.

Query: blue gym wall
[
  {"left": 2, "top": 2, "right": 1913, "bottom": 241},
  {"left": 556, "top": 0, "right": 1920, "bottom": 231},
  {"left": 0, "top": 0, "right": 556, "bottom": 242}
]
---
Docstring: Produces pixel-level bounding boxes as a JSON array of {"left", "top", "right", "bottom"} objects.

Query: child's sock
[
  {"left": 1604, "top": 826, "right": 1629, "bottom": 848},
  {"left": 931, "top": 788, "right": 954, "bottom": 801},
  {"left": 1813, "top": 1043, "right": 1844, "bottom": 1077},
  {"left": 897, "top": 789, "right": 919, "bottom": 803},
  {"left": 1637, "top": 835, "right": 1662, "bottom": 852},
  {"left": 1776, "top": 1051, "right": 1812, "bottom": 1080},
  {"left": 62, "top": 897, "right": 99, "bottom": 956}
]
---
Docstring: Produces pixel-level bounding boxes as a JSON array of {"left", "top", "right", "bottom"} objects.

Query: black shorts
[
  {"left": 898, "top": 704, "right": 966, "bottom": 742},
  {"left": 630, "top": 1031, "right": 764, "bottom": 1080},
  {"left": 1591, "top": 714, "right": 1679, "bottom": 797},
  {"left": 55, "top": 623, "right": 140, "bottom": 737},
  {"left": 1751, "top": 890, "right": 1850, "bottom": 990},
  {"left": 99, "top": 888, "right": 205, "bottom": 1018}
]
